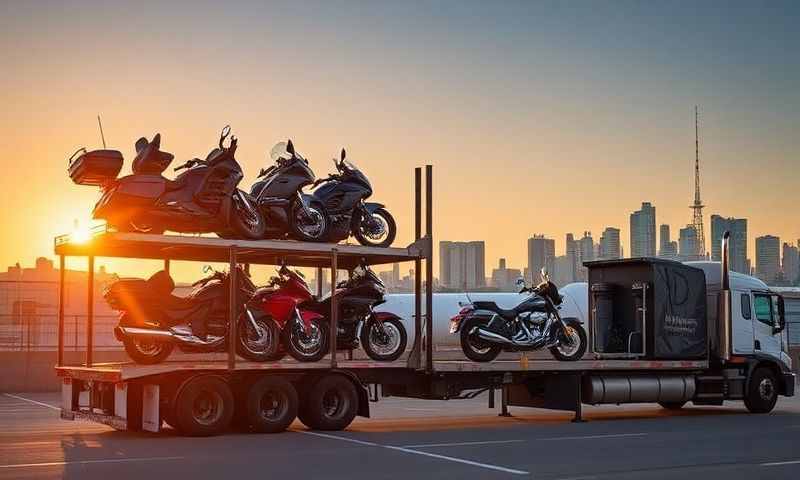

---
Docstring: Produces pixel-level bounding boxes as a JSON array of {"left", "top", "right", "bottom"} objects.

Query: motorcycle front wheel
[
  {"left": 549, "top": 324, "right": 587, "bottom": 361},
  {"left": 236, "top": 315, "right": 280, "bottom": 362},
  {"left": 122, "top": 337, "right": 174, "bottom": 364},
  {"left": 289, "top": 200, "right": 328, "bottom": 242},
  {"left": 230, "top": 191, "right": 266, "bottom": 239},
  {"left": 459, "top": 316, "right": 501, "bottom": 362},
  {"left": 283, "top": 318, "right": 329, "bottom": 362},
  {"left": 353, "top": 208, "right": 396, "bottom": 248},
  {"left": 360, "top": 316, "right": 407, "bottom": 362}
]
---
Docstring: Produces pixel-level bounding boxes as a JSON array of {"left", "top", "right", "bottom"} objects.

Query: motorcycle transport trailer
[{"left": 53, "top": 167, "right": 793, "bottom": 436}]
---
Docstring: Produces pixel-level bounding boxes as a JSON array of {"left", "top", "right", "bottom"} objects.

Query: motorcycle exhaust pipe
[
  {"left": 117, "top": 326, "right": 225, "bottom": 348},
  {"left": 475, "top": 327, "right": 514, "bottom": 345}
]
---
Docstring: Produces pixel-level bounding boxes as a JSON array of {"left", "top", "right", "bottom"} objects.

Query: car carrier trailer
[{"left": 53, "top": 167, "right": 794, "bottom": 436}]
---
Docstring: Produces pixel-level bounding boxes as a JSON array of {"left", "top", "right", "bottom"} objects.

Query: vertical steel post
[
  {"left": 425, "top": 165, "right": 433, "bottom": 373},
  {"left": 228, "top": 247, "right": 237, "bottom": 370},
  {"left": 86, "top": 256, "right": 94, "bottom": 367},
  {"left": 57, "top": 255, "right": 65, "bottom": 367},
  {"left": 330, "top": 250, "right": 338, "bottom": 368},
  {"left": 316, "top": 267, "right": 323, "bottom": 296},
  {"left": 414, "top": 168, "right": 422, "bottom": 369},
  {"left": 163, "top": 259, "right": 170, "bottom": 273}
]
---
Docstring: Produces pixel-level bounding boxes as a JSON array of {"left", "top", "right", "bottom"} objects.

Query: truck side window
[
  {"left": 741, "top": 294, "right": 751, "bottom": 320},
  {"left": 753, "top": 294, "right": 773, "bottom": 326}
]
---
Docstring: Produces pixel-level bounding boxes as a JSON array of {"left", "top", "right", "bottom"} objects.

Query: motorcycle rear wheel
[
  {"left": 122, "top": 337, "right": 174, "bottom": 364},
  {"left": 459, "top": 316, "right": 501, "bottom": 362}
]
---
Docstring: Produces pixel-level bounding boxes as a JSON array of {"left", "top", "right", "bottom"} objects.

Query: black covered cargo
[{"left": 587, "top": 258, "right": 707, "bottom": 360}]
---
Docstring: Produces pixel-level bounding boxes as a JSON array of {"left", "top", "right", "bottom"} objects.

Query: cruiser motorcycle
[
  {"left": 307, "top": 149, "right": 396, "bottom": 247},
  {"left": 69, "top": 126, "right": 266, "bottom": 238},
  {"left": 450, "top": 269, "right": 586, "bottom": 362},
  {"left": 291, "top": 264, "right": 408, "bottom": 362},
  {"left": 249, "top": 140, "right": 327, "bottom": 242},
  {"left": 105, "top": 266, "right": 279, "bottom": 364}
]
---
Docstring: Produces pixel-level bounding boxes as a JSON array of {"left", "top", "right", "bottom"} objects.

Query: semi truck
[{"left": 53, "top": 168, "right": 794, "bottom": 436}]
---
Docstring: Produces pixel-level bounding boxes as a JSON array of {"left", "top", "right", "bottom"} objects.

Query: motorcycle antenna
[{"left": 97, "top": 115, "right": 107, "bottom": 148}]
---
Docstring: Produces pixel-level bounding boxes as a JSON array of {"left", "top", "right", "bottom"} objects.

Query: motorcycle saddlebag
[{"left": 68, "top": 149, "right": 123, "bottom": 186}]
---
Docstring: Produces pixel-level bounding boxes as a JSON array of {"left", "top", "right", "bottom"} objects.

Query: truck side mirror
[{"left": 775, "top": 295, "right": 786, "bottom": 333}]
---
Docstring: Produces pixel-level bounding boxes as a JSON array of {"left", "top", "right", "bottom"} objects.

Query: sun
[{"left": 70, "top": 224, "right": 92, "bottom": 244}]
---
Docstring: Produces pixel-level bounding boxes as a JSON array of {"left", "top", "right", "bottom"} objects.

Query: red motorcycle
[{"left": 251, "top": 266, "right": 328, "bottom": 361}]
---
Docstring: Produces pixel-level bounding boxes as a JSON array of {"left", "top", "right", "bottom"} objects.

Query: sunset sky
[{"left": 1, "top": 1, "right": 798, "bottom": 281}]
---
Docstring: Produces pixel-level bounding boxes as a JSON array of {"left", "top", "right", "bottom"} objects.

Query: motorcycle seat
[
  {"left": 132, "top": 133, "right": 175, "bottom": 175},
  {"left": 473, "top": 301, "right": 518, "bottom": 319}
]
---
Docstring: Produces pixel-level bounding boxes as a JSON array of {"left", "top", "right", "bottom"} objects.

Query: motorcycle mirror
[
  {"left": 203, "top": 265, "right": 213, "bottom": 273},
  {"left": 135, "top": 137, "right": 148, "bottom": 153},
  {"left": 221, "top": 125, "right": 231, "bottom": 139},
  {"left": 341, "top": 148, "right": 346, "bottom": 161},
  {"left": 515, "top": 277, "right": 526, "bottom": 286}
]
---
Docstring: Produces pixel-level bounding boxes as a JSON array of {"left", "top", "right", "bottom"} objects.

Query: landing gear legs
[{"left": 499, "top": 386, "right": 512, "bottom": 417}]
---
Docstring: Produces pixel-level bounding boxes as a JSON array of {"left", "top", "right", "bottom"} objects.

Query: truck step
[{"left": 694, "top": 392, "right": 725, "bottom": 399}]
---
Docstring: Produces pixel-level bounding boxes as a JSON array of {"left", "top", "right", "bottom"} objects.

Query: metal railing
[{"left": 0, "top": 314, "right": 120, "bottom": 351}]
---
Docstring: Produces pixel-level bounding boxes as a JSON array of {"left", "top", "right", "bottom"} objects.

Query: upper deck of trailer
[{"left": 54, "top": 229, "right": 427, "bottom": 269}]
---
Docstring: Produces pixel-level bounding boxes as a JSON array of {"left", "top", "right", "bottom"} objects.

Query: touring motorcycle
[
  {"left": 296, "top": 264, "right": 408, "bottom": 362},
  {"left": 450, "top": 269, "right": 586, "bottom": 362},
  {"left": 248, "top": 141, "right": 327, "bottom": 242},
  {"left": 105, "top": 266, "right": 279, "bottom": 364},
  {"left": 306, "top": 149, "right": 397, "bottom": 247},
  {"left": 68, "top": 126, "right": 266, "bottom": 238}
]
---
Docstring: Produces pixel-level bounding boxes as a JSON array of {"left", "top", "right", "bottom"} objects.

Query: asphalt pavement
[{"left": 0, "top": 391, "right": 799, "bottom": 480}]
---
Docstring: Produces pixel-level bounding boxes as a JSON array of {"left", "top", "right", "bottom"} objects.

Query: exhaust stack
[{"left": 717, "top": 231, "right": 732, "bottom": 361}]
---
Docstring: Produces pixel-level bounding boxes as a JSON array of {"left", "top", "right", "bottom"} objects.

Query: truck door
[
  {"left": 732, "top": 290, "right": 754, "bottom": 355},
  {"left": 751, "top": 292, "right": 782, "bottom": 359}
]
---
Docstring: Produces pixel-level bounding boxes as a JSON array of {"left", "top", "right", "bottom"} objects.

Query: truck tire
[
  {"left": 299, "top": 375, "right": 358, "bottom": 431},
  {"left": 245, "top": 376, "right": 298, "bottom": 433},
  {"left": 744, "top": 367, "right": 779, "bottom": 414},
  {"left": 658, "top": 401, "right": 687, "bottom": 410},
  {"left": 174, "top": 375, "right": 234, "bottom": 436}
]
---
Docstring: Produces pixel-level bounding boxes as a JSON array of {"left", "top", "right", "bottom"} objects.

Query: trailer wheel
[
  {"left": 245, "top": 376, "right": 298, "bottom": 433},
  {"left": 658, "top": 401, "right": 687, "bottom": 410},
  {"left": 744, "top": 367, "right": 778, "bottom": 414},
  {"left": 299, "top": 375, "right": 358, "bottom": 431},
  {"left": 174, "top": 375, "right": 234, "bottom": 436}
]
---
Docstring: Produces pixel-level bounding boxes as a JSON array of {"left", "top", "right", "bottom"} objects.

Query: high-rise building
[
  {"left": 565, "top": 233, "right": 578, "bottom": 284},
  {"left": 679, "top": 225, "right": 701, "bottom": 261},
  {"left": 598, "top": 227, "right": 621, "bottom": 260},
  {"left": 630, "top": 202, "right": 656, "bottom": 257},
  {"left": 781, "top": 243, "right": 799, "bottom": 286},
  {"left": 490, "top": 258, "right": 522, "bottom": 292},
  {"left": 439, "top": 241, "right": 486, "bottom": 289},
  {"left": 710, "top": 215, "right": 748, "bottom": 273},
  {"left": 658, "top": 224, "right": 678, "bottom": 258},
  {"left": 553, "top": 255, "right": 575, "bottom": 287},
  {"left": 575, "top": 231, "right": 594, "bottom": 281},
  {"left": 755, "top": 235, "right": 780, "bottom": 285},
  {"left": 527, "top": 235, "right": 555, "bottom": 282}
]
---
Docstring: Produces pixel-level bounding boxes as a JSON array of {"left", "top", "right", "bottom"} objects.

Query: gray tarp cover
[{"left": 653, "top": 263, "right": 707, "bottom": 358}]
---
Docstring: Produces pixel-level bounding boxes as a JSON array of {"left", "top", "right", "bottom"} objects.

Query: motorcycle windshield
[
  {"left": 342, "top": 160, "right": 372, "bottom": 190},
  {"left": 269, "top": 142, "right": 293, "bottom": 162}
]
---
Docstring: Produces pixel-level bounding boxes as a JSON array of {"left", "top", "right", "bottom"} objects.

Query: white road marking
[
  {"left": 3, "top": 394, "right": 60, "bottom": 411},
  {"left": 403, "top": 439, "right": 525, "bottom": 448},
  {"left": 0, "top": 456, "right": 185, "bottom": 469},
  {"left": 537, "top": 433, "right": 647, "bottom": 441},
  {"left": 761, "top": 459, "right": 800, "bottom": 467},
  {"left": 298, "top": 431, "right": 528, "bottom": 475},
  {"left": 403, "top": 408, "right": 442, "bottom": 412}
]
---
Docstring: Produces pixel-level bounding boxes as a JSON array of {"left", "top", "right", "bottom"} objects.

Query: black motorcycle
[
  {"left": 105, "top": 266, "right": 279, "bottom": 364},
  {"left": 288, "top": 264, "right": 408, "bottom": 362},
  {"left": 70, "top": 126, "right": 266, "bottom": 238},
  {"left": 249, "top": 140, "right": 327, "bottom": 242},
  {"left": 307, "top": 149, "right": 396, "bottom": 247},
  {"left": 450, "top": 269, "right": 587, "bottom": 362}
]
